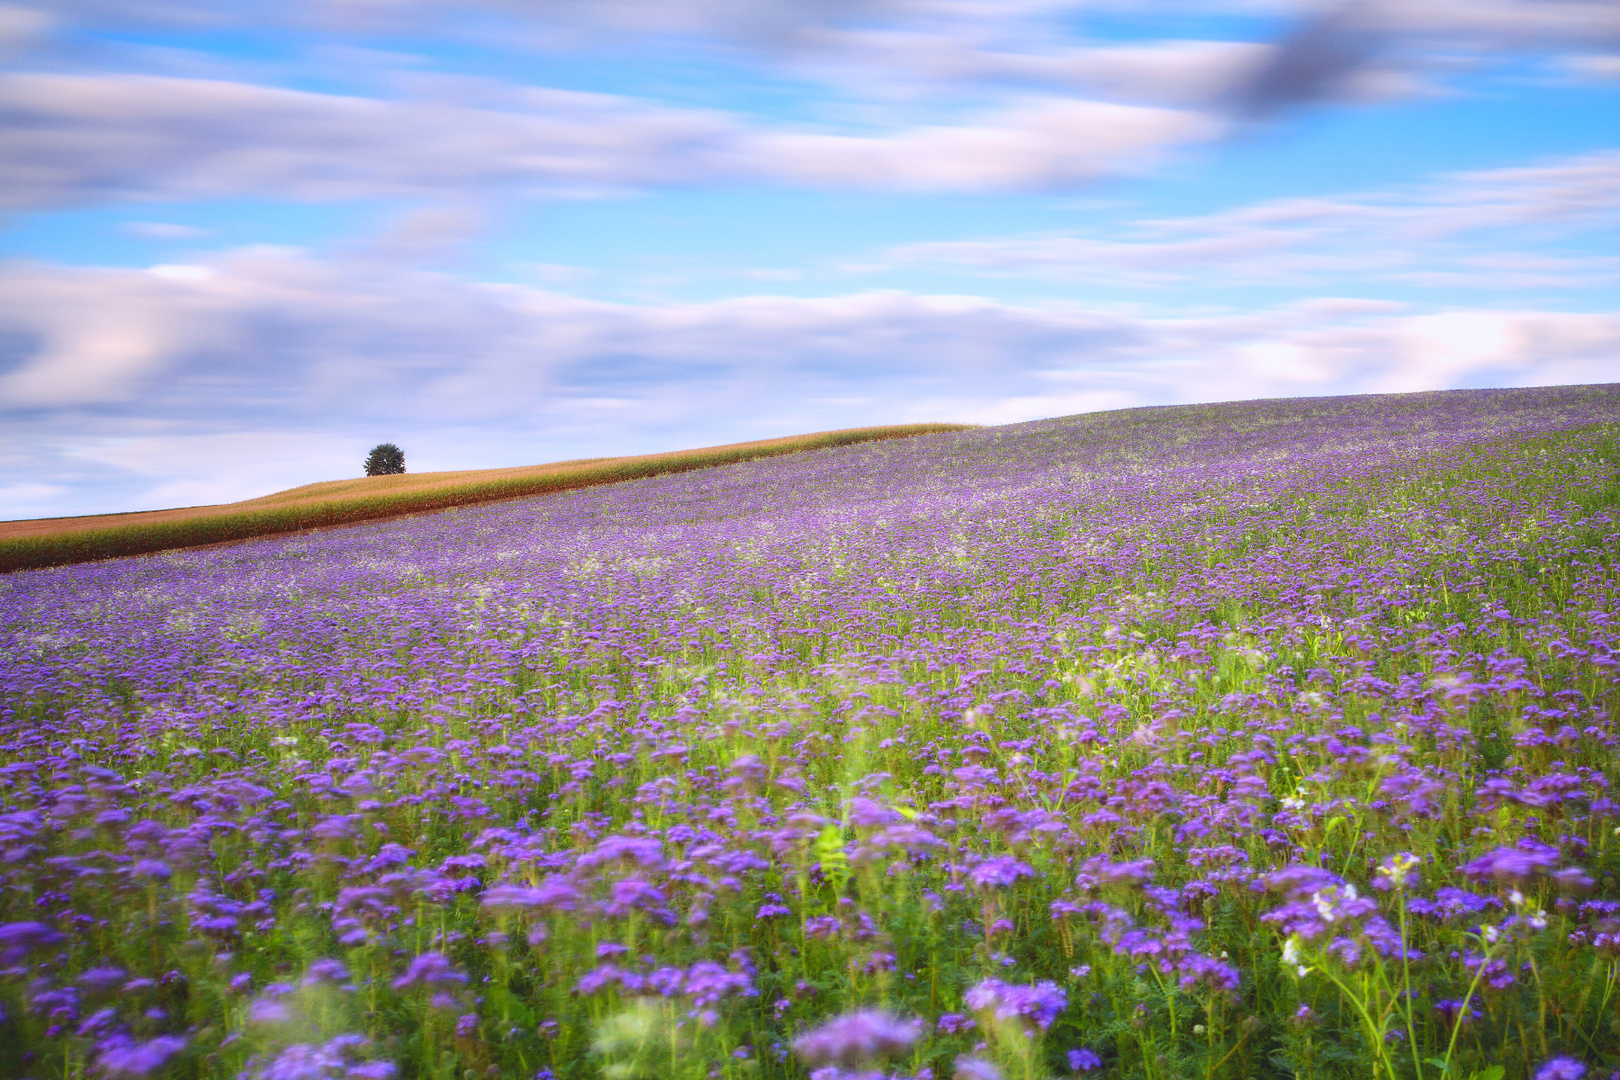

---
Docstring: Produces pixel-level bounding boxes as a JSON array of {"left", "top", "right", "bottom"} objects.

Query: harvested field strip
[{"left": 0, "top": 422, "right": 970, "bottom": 572}]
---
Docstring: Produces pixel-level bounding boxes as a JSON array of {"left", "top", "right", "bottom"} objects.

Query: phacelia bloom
[
  {"left": 1433, "top": 999, "right": 1480, "bottom": 1028},
  {"left": 964, "top": 978, "right": 1068, "bottom": 1030},
  {"left": 244, "top": 1035, "right": 396, "bottom": 1080},
  {"left": 793, "top": 1009, "right": 923, "bottom": 1067},
  {"left": 1067, "top": 1048, "right": 1102, "bottom": 1072},
  {"left": 847, "top": 797, "right": 902, "bottom": 828},
  {"left": 0, "top": 921, "right": 65, "bottom": 964},
  {"left": 248, "top": 998, "right": 293, "bottom": 1024},
  {"left": 954, "top": 1056, "right": 1001, "bottom": 1080},
  {"left": 1534, "top": 1057, "right": 1587, "bottom": 1080},
  {"left": 969, "top": 856, "right": 1034, "bottom": 890},
  {"left": 682, "top": 960, "right": 754, "bottom": 1007},
  {"left": 480, "top": 879, "right": 580, "bottom": 914},
  {"left": 1075, "top": 857, "right": 1155, "bottom": 890},
  {"left": 391, "top": 952, "right": 467, "bottom": 991},
  {"left": 1461, "top": 842, "right": 1561, "bottom": 887},
  {"left": 95, "top": 1034, "right": 187, "bottom": 1078},
  {"left": 77, "top": 967, "right": 128, "bottom": 994},
  {"left": 805, "top": 916, "right": 841, "bottom": 939},
  {"left": 302, "top": 959, "right": 350, "bottom": 986}
]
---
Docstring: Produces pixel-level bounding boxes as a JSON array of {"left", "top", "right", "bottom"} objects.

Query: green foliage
[{"left": 364, "top": 443, "right": 407, "bottom": 476}]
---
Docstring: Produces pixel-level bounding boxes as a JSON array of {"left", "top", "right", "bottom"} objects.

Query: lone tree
[{"left": 363, "top": 443, "right": 406, "bottom": 476}]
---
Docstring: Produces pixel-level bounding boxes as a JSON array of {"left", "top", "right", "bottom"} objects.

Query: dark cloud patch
[{"left": 1229, "top": 2, "right": 1391, "bottom": 118}]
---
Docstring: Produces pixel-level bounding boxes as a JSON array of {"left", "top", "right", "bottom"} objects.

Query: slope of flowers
[{"left": 2, "top": 384, "right": 1619, "bottom": 1080}]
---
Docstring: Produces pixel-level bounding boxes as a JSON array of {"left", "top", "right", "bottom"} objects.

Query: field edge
[{"left": 0, "top": 422, "right": 973, "bottom": 574}]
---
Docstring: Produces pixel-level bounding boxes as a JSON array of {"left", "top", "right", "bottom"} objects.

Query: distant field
[{"left": 0, "top": 422, "right": 971, "bottom": 572}]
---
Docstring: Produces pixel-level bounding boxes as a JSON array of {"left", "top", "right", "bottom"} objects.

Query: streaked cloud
[
  {"left": 0, "top": 74, "right": 739, "bottom": 209},
  {"left": 0, "top": 73, "right": 1223, "bottom": 208},
  {"left": 869, "top": 149, "right": 1620, "bottom": 287},
  {"left": 123, "top": 221, "right": 214, "bottom": 239}
]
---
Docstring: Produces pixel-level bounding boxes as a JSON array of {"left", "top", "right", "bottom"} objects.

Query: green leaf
[{"left": 814, "top": 824, "right": 849, "bottom": 889}]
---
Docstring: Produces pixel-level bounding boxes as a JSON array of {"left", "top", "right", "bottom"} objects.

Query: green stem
[
  {"left": 1441, "top": 934, "right": 1500, "bottom": 1077},
  {"left": 1397, "top": 892, "right": 1423, "bottom": 1080},
  {"left": 1317, "top": 966, "right": 1391, "bottom": 1080}
]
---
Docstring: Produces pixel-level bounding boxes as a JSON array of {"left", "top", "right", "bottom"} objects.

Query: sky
[{"left": 1, "top": 0, "right": 1617, "bottom": 518}]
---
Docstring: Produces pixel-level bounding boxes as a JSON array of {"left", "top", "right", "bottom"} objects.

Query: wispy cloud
[
  {"left": 0, "top": 74, "right": 738, "bottom": 208},
  {"left": 23, "top": 0, "right": 1620, "bottom": 102},
  {"left": 123, "top": 221, "right": 213, "bottom": 239},
  {"left": 0, "top": 73, "right": 1222, "bottom": 208},
  {"left": 868, "top": 149, "right": 1620, "bottom": 287}
]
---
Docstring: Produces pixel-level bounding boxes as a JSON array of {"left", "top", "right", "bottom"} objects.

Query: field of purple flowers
[{"left": 3, "top": 385, "right": 1620, "bottom": 1080}]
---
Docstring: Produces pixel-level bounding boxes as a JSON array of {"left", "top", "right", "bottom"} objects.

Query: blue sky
[{"left": 1, "top": 0, "right": 1617, "bottom": 517}]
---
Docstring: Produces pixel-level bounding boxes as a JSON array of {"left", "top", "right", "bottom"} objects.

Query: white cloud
[
  {"left": 870, "top": 149, "right": 1620, "bottom": 286},
  {"left": 1564, "top": 54, "right": 1620, "bottom": 80},
  {"left": 24, "top": 0, "right": 1620, "bottom": 112},
  {"left": 0, "top": 2, "right": 50, "bottom": 53},
  {"left": 2, "top": 248, "right": 1616, "bottom": 516},
  {"left": 0, "top": 481, "right": 69, "bottom": 520},
  {"left": 753, "top": 97, "right": 1218, "bottom": 190},
  {"left": 2, "top": 0, "right": 1612, "bottom": 214},
  {"left": 124, "top": 221, "right": 214, "bottom": 239},
  {"left": 0, "top": 73, "right": 740, "bottom": 209},
  {"left": 0, "top": 72, "right": 1222, "bottom": 208}
]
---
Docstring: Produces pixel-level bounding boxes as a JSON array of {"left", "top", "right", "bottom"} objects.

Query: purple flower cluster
[
  {"left": 963, "top": 979, "right": 1067, "bottom": 1031},
  {"left": 793, "top": 1009, "right": 923, "bottom": 1067}
]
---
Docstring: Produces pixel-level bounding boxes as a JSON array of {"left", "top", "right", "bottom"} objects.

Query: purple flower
[
  {"left": 1461, "top": 842, "right": 1561, "bottom": 887},
  {"left": 0, "top": 921, "right": 65, "bottom": 964},
  {"left": 243, "top": 1035, "right": 395, "bottom": 1080},
  {"left": 681, "top": 961, "right": 753, "bottom": 1007},
  {"left": 604, "top": 878, "right": 668, "bottom": 917},
  {"left": 78, "top": 967, "right": 129, "bottom": 994},
  {"left": 1433, "top": 999, "right": 1480, "bottom": 1028},
  {"left": 964, "top": 979, "right": 1067, "bottom": 1030},
  {"left": 1067, "top": 1048, "right": 1102, "bottom": 1073},
  {"left": 1075, "top": 857, "right": 1155, "bottom": 890},
  {"left": 95, "top": 1034, "right": 187, "bottom": 1078},
  {"left": 391, "top": 953, "right": 466, "bottom": 991},
  {"left": 954, "top": 1056, "right": 1001, "bottom": 1080},
  {"left": 847, "top": 798, "right": 902, "bottom": 828},
  {"left": 1535, "top": 1058, "right": 1587, "bottom": 1080},
  {"left": 793, "top": 1009, "right": 923, "bottom": 1066},
  {"left": 248, "top": 998, "right": 293, "bottom": 1024},
  {"left": 302, "top": 959, "right": 350, "bottom": 986},
  {"left": 480, "top": 879, "right": 581, "bottom": 914},
  {"left": 969, "top": 856, "right": 1034, "bottom": 890}
]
